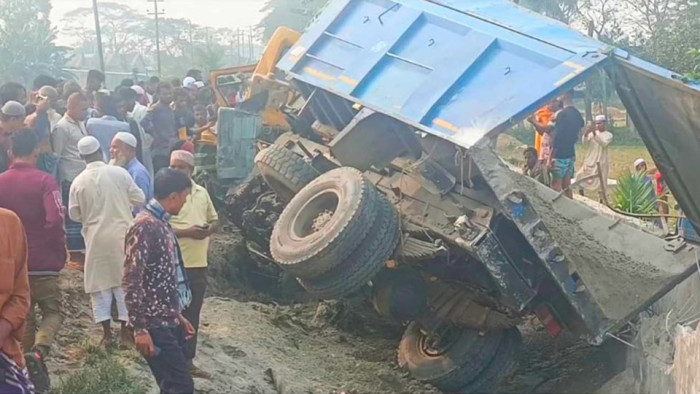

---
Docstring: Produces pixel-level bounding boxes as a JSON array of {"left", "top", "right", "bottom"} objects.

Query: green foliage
[
  {"left": 0, "top": 0, "right": 68, "bottom": 85},
  {"left": 685, "top": 48, "right": 700, "bottom": 81},
  {"left": 613, "top": 172, "right": 657, "bottom": 215},
  {"left": 50, "top": 341, "right": 147, "bottom": 394},
  {"left": 258, "top": 0, "right": 329, "bottom": 41},
  {"left": 631, "top": 3, "right": 700, "bottom": 74},
  {"left": 516, "top": 0, "right": 579, "bottom": 23}
]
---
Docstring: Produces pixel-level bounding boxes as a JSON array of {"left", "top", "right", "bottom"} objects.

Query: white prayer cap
[
  {"left": 131, "top": 85, "right": 145, "bottom": 96},
  {"left": 113, "top": 132, "right": 137, "bottom": 148},
  {"left": 182, "top": 77, "right": 196, "bottom": 89},
  {"left": 595, "top": 115, "right": 606, "bottom": 122},
  {"left": 171, "top": 150, "right": 195, "bottom": 167},
  {"left": 78, "top": 136, "right": 100, "bottom": 156},
  {"left": 634, "top": 158, "right": 647, "bottom": 168}
]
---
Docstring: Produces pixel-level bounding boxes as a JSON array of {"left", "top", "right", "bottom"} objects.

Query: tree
[
  {"left": 578, "top": 0, "right": 626, "bottom": 44},
  {"left": 62, "top": 3, "right": 149, "bottom": 57},
  {"left": 258, "top": 0, "right": 328, "bottom": 41},
  {"left": 621, "top": 0, "right": 690, "bottom": 37},
  {"left": 0, "top": 0, "right": 68, "bottom": 85},
  {"left": 640, "top": 3, "right": 700, "bottom": 73},
  {"left": 515, "top": 0, "right": 580, "bottom": 23}
]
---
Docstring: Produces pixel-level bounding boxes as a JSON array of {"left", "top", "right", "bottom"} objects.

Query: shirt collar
[
  {"left": 101, "top": 115, "right": 118, "bottom": 121},
  {"left": 146, "top": 199, "right": 171, "bottom": 222},
  {"left": 9, "top": 161, "right": 33, "bottom": 170}
]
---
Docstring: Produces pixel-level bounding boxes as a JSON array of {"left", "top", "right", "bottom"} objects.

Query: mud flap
[{"left": 470, "top": 145, "right": 698, "bottom": 344}]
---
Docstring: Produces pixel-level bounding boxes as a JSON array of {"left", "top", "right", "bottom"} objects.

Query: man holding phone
[{"left": 168, "top": 150, "right": 218, "bottom": 380}]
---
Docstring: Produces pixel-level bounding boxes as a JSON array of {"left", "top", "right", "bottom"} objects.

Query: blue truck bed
[{"left": 277, "top": 0, "right": 700, "bottom": 239}]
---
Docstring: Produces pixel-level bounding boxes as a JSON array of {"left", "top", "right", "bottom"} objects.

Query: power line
[{"left": 147, "top": 0, "right": 165, "bottom": 76}]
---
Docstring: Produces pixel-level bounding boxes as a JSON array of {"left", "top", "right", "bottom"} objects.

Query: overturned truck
[{"left": 216, "top": 0, "right": 700, "bottom": 392}]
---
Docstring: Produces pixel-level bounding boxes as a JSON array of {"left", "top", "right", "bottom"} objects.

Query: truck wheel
[
  {"left": 298, "top": 195, "right": 400, "bottom": 299},
  {"left": 254, "top": 144, "right": 319, "bottom": 202},
  {"left": 270, "top": 167, "right": 378, "bottom": 278},
  {"left": 398, "top": 323, "right": 518, "bottom": 393},
  {"left": 455, "top": 328, "right": 521, "bottom": 394}
]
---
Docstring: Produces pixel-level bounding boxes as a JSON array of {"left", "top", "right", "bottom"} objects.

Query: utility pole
[
  {"left": 188, "top": 20, "right": 194, "bottom": 66},
  {"left": 236, "top": 28, "right": 241, "bottom": 65},
  {"left": 147, "top": 0, "right": 165, "bottom": 76},
  {"left": 92, "top": 0, "right": 105, "bottom": 73},
  {"left": 248, "top": 25, "right": 254, "bottom": 61}
]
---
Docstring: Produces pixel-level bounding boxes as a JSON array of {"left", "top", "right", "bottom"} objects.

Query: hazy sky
[{"left": 51, "top": 0, "right": 267, "bottom": 44}]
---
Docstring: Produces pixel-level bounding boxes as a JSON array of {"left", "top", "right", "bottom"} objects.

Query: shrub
[{"left": 613, "top": 172, "right": 658, "bottom": 215}]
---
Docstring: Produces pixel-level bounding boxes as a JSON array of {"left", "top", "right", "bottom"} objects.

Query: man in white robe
[
  {"left": 68, "top": 136, "right": 145, "bottom": 347},
  {"left": 576, "top": 115, "right": 613, "bottom": 198}
]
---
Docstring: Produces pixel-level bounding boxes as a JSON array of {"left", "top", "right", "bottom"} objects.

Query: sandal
[{"left": 24, "top": 351, "right": 50, "bottom": 393}]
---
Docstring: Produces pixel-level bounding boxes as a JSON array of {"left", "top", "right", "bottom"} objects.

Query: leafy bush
[{"left": 613, "top": 172, "right": 657, "bottom": 215}]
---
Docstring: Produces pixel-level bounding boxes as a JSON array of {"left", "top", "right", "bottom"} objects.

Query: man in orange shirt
[
  {"left": 528, "top": 99, "right": 561, "bottom": 167},
  {"left": 0, "top": 208, "right": 35, "bottom": 393}
]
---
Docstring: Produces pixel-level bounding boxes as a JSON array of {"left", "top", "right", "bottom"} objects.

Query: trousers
[
  {"left": 23, "top": 276, "right": 63, "bottom": 355},
  {"left": 182, "top": 268, "right": 207, "bottom": 360},
  {"left": 145, "top": 326, "right": 194, "bottom": 394}
]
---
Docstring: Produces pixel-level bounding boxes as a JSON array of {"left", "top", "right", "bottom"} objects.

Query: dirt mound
[
  {"left": 47, "top": 239, "right": 438, "bottom": 394},
  {"left": 46, "top": 232, "right": 629, "bottom": 394},
  {"left": 192, "top": 298, "right": 439, "bottom": 394}
]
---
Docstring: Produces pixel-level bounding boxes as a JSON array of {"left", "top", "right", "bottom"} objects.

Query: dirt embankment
[{"left": 48, "top": 232, "right": 627, "bottom": 394}]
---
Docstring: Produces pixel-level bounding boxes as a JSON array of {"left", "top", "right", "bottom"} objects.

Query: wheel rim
[
  {"left": 290, "top": 190, "right": 340, "bottom": 241},
  {"left": 419, "top": 325, "right": 460, "bottom": 358}
]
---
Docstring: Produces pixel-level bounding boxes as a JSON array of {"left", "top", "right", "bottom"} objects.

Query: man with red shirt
[{"left": 0, "top": 129, "right": 64, "bottom": 392}]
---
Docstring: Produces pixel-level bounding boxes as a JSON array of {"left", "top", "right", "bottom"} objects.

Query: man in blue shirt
[
  {"left": 87, "top": 94, "right": 130, "bottom": 161},
  {"left": 110, "top": 132, "right": 153, "bottom": 202}
]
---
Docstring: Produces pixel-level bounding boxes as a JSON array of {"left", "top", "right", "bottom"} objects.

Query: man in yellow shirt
[{"left": 168, "top": 150, "right": 218, "bottom": 380}]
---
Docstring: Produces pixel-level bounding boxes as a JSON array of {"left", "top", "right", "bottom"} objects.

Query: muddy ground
[{"left": 47, "top": 232, "right": 632, "bottom": 394}]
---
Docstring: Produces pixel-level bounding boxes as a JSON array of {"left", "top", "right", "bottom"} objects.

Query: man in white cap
[
  {"left": 169, "top": 149, "right": 218, "bottom": 379},
  {"left": 68, "top": 136, "right": 145, "bottom": 348},
  {"left": 130, "top": 86, "right": 148, "bottom": 123},
  {"left": 182, "top": 77, "right": 196, "bottom": 91},
  {"left": 0, "top": 101, "right": 27, "bottom": 173},
  {"left": 575, "top": 114, "right": 613, "bottom": 198},
  {"left": 110, "top": 132, "right": 153, "bottom": 202}
]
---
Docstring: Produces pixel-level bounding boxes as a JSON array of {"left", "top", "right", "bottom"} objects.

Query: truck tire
[
  {"left": 298, "top": 195, "right": 400, "bottom": 299},
  {"left": 397, "top": 323, "right": 510, "bottom": 393},
  {"left": 270, "top": 167, "right": 378, "bottom": 278},
  {"left": 254, "top": 144, "right": 319, "bottom": 202},
  {"left": 455, "top": 327, "right": 521, "bottom": 394}
]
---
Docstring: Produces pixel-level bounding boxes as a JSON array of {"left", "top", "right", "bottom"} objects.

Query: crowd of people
[
  {"left": 522, "top": 91, "right": 669, "bottom": 227},
  {"left": 0, "top": 68, "right": 221, "bottom": 394}
]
